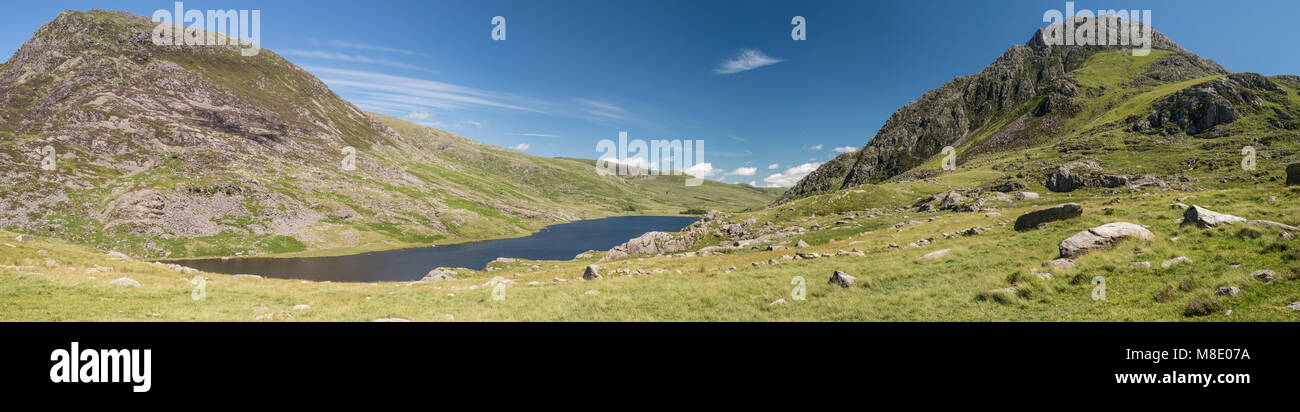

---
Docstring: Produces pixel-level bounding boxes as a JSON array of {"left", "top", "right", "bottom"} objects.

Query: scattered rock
[
  {"left": 1042, "top": 258, "right": 1076, "bottom": 269},
  {"left": 1216, "top": 286, "right": 1241, "bottom": 296},
  {"left": 1035, "top": 272, "right": 1054, "bottom": 280},
  {"left": 766, "top": 245, "right": 785, "bottom": 251},
  {"left": 253, "top": 306, "right": 269, "bottom": 312},
  {"left": 1014, "top": 192, "right": 1039, "bottom": 201},
  {"left": 574, "top": 253, "right": 594, "bottom": 259},
  {"left": 1014, "top": 203, "right": 1083, "bottom": 231},
  {"left": 828, "top": 270, "right": 856, "bottom": 288},
  {"left": 795, "top": 239, "right": 810, "bottom": 248},
  {"left": 1251, "top": 270, "right": 1276, "bottom": 283},
  {"left": 105, "top": 251, "right": 130, "bottom": 261},
  {"left": 422, "top": 268, "right": 457, "bottom": 282},
  {"left": 15, "top": 234, "right": 30, "bottom": 242},
  {"left": 921, "top": 249, "right": 952, "bottom": 260},
  {"left": 86, "top": 265, "right": 113, "bottom": 273},
  {"left": 1059, "top": 222, "right": 1155, "bottom": 258},
  {"left": 1182, "top": 205, "right": 1246, "bottom": 228},
  {"left": 583, "top": 265, "right": 602, "bottom": 280},
  {"left": 292, "top": 304, "right": 311, "bottom": 311},
  {"left": 108, "top": 277, "right": 140, "bottom": 287},
  {"left": 1044, "top": 161, "right": 1129, "bottom": 192},
  {"left": 1130, "top": 261, "right": 1152, "bottom": 269},
  {"left": 769, "top": 298, "right": 787, "bottom": 306},
  {"left": 1287, "top": 301, "right": 1300, "bottom": 311},
  {"left": 584, "top": 289, "right": 600, "bottom": 295},
  {"left": 1161, "top": 256, "right": 1193, "bottom": 268},
  {"left": 1247, "top": 220, "right": 1299, "bottom": 233}
]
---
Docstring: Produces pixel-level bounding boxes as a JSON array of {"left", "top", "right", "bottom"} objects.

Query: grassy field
[{"left": 5, "top": 177, "right": 1297, "bottom": 321}]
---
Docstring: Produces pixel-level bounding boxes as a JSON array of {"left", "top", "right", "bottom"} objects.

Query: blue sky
[{"left": 3, "top": 0, "right": 1298, "bottom": 186}]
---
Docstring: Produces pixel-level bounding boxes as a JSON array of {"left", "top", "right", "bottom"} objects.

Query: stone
[
  {"left": 1014, "top": 192, "right": 1039, "bottom": 201},
  {"left": 1014, "top": 203, "right": 1083, "bottom": 231},
  {"left": 921, "top": 249, "right": 952, "bottom": 260},
  {"left": 795, "top": 239, "right": 810, "bottom": 248},
  {"left": 1130, "top": 261, "right": 1152, "bottom": 269},
  {"left": 583, "top": 265, "right": 602, "bottom": 280},
  {"left": 1044, "top": 161, "right": 1129, "bottom": 192},
  {"left": 828, "top": 270, "right": 856, "bottom": 288},
  {"left": 585, "top": 289, "right": 599, "bottom": 295},
  {"left": 1042, "top": 258, "right": 1076, "bottom": 269},
  {"left": 1182, "top": 205, "right": 1246, "bottom": 228},
  {"left": 443, "top": 314, "right": 455, "bottom": 321},
  {"left": 292, "top": 304, "right": 311, "bottom": 311},
  {"left": 1161, "top": 256, "right": 1193, "bottom": 268},
  {"left": 1247, "top": 220, "right": 1299, "bottom": 233},
  {"left": 14, "top": 234, "right": 30, "bottom": 242},
  {"left": 422, "top": 268, "right": 457, "bottom": 282},
  {"left": 1287, "top": 302, "right": 1300, "bottom": 311},
  {"left": 1216, "top": 286, "right": 1241, "bottom": 297},
  {"left": 108, "top": 277, "right": 140, "bottom": 287},
  {"left": 769, "top": 298, "right": 788, "bottom": 306},
  {"left": 1251, "top": 270, "right": 1276, "bottom": 283},
  {"left": 106, "top": 251, "right": 129, "bottom": 261},
  {"left": 1059, "top": 222, "right": 1154, "bottom": 258}
]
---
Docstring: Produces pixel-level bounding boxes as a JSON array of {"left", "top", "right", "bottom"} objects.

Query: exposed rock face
[
  {"left": 422, "top": 268, "right": 457, "bottom": 282},
  {"left": 1133, "top": 73, "right": 1284, "bottom": 135},
  {"left": 1251, "top": 270, "right": 1276, "bottom": 283},
  {"left": 1014, "top": 203, "right": 1083, "bottom": 231},
  {"left": 1059, "top": 222, "right": 1155, "bottom": 258},
  {"left": 1182, "top": 205, "right": 1246, "bottom": 228},
  {"left": 1161, "top": 256, "right": 1193, "bottom": 268},
  {"left": 599, "top": 231, "right": 689, "bottom": 262},
  {"left": 778, "top": 19, "right": 1225, "bottom": 203},
  {"left": 1288, "top": 164, "right": 1300, "bottom": 186},
  {"left": 828, "top": 270, "right": 856, "bottom": 288},
  {"left": 1044, "top": 161, "right": 1129, "bottom": 192}
]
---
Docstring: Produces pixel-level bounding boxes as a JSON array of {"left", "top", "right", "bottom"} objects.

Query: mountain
[
  {"left": 0, "top": 9, "right": 777, "bottom": 259},
  {"left": 776, "top": 17, "right": 1295, "bottom": 203}
]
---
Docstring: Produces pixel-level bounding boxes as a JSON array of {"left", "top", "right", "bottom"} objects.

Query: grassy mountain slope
[{"left": 0, "top": 9, "right": 776, "bottom": 260}]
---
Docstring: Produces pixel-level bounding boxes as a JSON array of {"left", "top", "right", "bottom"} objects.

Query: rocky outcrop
[
  {"left": 1059, "top": 222, "right": 1154, "bottom": 258},
  {"left": 1044, "top": 161, "right": 1129, "bottom": 192},
  {"left": 1014, "top": 203, "right": 1083, "bottom": 231},
  {"left": 422, "top": 268, "right": 457, "bottom": 282},
  {"left": 583, "top": 265, "right": 602, "bottom": 280},
  {"left": 1182, "top": 205, "right": 1246, "bottom": 228},
  {"left": 1133, "top": 73, "right": 1284, "bottom": 135},
  {"left": 828, "top": 270, "right": 856, "bottom": 288}
]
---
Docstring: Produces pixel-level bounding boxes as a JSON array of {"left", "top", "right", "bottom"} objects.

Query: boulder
[
  {"left": 921, "top": 249, "right": 952, "bottom": 260},
  {"left": 1247, "top": 220, "right": 1299, "bottom": 233},
  {"left": 828, "top": 270, "right": 856, "bottom": 288},
  {"left": 1059, "top": 222, "right": 1154, "bottom": 258},
  {"left": 1287, "top": 301, "right": 1300, "bottom": 311},
  {"left": 583, "top": 265, "right": 602, "bottom": 280},
  {"left": 1014, "top": 203, "right": 1083, "bottom": 231},
  {"left": 109, "top": 277, "right": 140, "bottom": 287},
  {"left": 1216, "top": 286, "right": 1241, "bottom": 297},
  {"left": 422, "top": 268, "right": 457, "bottom": 282},
  {"left": 1130, "top": 261, "right": 1152, "bottom": 269},
  {"left": 795, "top": 239, "right": 810, "bottom": 248},
  {"left": 1014, "top": 192, "right": 1039, "bottom": 201},
  {"left": 292, "top": 304, "right": 311, "bottom": 311},
  {"left": 1042, "top": 258, "right": 1076, "bottom": 269},
  {"left": 14, "top": 234, "right": 30, "bottom": 242},
  {"left": 1161, "top": 256, "right": 1193, "bottom": 268},
  {"left": 1044, "top": 161, "right": 1129, "bottom": 192},
  {"left": 1251, "top": 270, "right": 1276, "bottom": 283},
  {"left": 1182, "top": 205, "right": 1246, "bottom": 228}
]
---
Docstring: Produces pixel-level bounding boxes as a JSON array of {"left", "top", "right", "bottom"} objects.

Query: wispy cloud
[
  {"left": 280, "top": 49, "right": 433, "bottom": 72},
  {"left": 515, "top": 133, "right": 561, "bottom": 138},
  {"left": 313, "top": 38, "right": 430, "bottom": 57},
  {"left": 307, "top": 66, "right": 545, "bottom": 115},
  {"left": 834, "top": 146, "right": 857, "bottom": 153},
  {"left": 728, "top": 135, "right": 748, "bottom": 142},
  {"left": 407, "top": 110, "right": 432, "bottom": 120},
  {"left": 576, "top": 99, "right": 628, "bottom": 120},
  {"left": 513, "top": 143, "right": 530, "bottom": 151},
  {"left": 806, "top": 144, "right": 824, "bottom": 150},
  {"left": 767, "top": 163, "right": 780, "bottom": 169},
  {"left": 714, "top": 49, "right": 783, "bottom": 75},
  {"left": 764, "top": 162, "right": 821, "bottom": 187}
]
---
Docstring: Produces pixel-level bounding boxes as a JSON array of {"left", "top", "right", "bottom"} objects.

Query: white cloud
[
  {"left": 834, "top": 146, "right": 857, "bottom": 153},
  {"left": 807, "top": 144, "right": 824, "bottom": 150},
  {"left": 763, "top": 162, "right": 822, "bottom": 187},
  {"left": 407, "top": 110, "right": 432, "bottom": 120},
  {"left": 307, "top": 66, "right": 544, "bottom": 114},
  {"left": 748, "top": 181, "right": 757, "bottom": 186},
  {"left": 714, "top": 49, "right": 783, "bottom": 75},
  {"left": 727, "top": 167, "right": 757, "bottom": 176},
  {"left": 576, "top": 99, "right": 627, "bottom": 120},
  {"left": 320, "top": 39, "right": 429, "bottom": 57},
  {"left": 280, "top": 49, "right": 433, "bottom": 72},
  {"left": 512, "top": 143, "right": 530, "bottom": 151},
  {"left": 683, "top": 162, "right": 716, "bottom": 177},
  {"left": 767, "top": 163, "right": 779, "bottom": 169},
  {"left": 415, "top": 120, "right": 446, "bottom": 128}
]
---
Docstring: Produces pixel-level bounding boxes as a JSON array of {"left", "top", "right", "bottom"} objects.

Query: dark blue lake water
[{"left": 168, "top": 215, "right": 699, "bottom": 282}]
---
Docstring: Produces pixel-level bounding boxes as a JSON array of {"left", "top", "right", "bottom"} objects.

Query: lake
[{"left": 168, "top": 215, "right": 700, "bottom": 283}]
